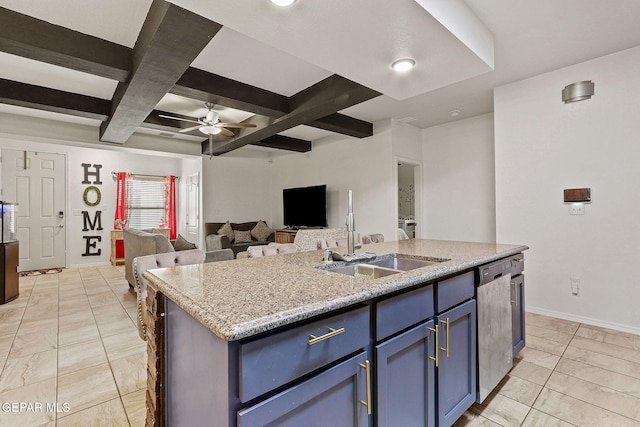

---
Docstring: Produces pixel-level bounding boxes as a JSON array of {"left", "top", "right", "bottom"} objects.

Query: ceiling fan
[
  {"left": 159, "top": 102, "right": 257, "bottom": 137},
  {"left": 158, "top": 102, "right": 257, "bottom": 158}
]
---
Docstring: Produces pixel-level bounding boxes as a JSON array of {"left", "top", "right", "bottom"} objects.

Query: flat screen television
[{"left": 283, "top": 185, "right": 327, "bottom": 228}]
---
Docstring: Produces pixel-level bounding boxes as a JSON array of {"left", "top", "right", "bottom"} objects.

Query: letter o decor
[{"left": 83, "top": 185, "right": 102, "bottom": 207}]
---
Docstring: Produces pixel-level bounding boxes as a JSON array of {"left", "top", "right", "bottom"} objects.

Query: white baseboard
[{"left": 526, "top": 305, "right": 640, "bottom": 336}]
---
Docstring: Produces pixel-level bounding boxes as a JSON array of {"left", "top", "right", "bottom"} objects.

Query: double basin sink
[{"left": 317, "top": 253, "right": 449, "bottom": 279}]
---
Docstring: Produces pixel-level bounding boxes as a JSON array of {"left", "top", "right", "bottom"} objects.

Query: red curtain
[
  {"left": 164, "top": 176, "right": 177, "bottom": 240},
  {"left": 114, "top": 172, "right": 131, "bottom": 229}
]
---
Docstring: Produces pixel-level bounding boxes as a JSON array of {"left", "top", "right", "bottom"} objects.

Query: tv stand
[{"left": 275, "top": 229, "right": 298, "bottom": 243}]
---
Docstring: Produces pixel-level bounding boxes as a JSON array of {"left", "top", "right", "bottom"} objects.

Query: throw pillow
[
  {"left": 217, "top": 221, "right": 235, "bottom": 243},
  {"left": 234, "top": 230, "right": 253, "bottom": 243},
  {"left": 251, "top": 220, "right": 274, "bottom": 242},
  {"left": 174, "top": 234, "right": 197, "bottom": 251}
]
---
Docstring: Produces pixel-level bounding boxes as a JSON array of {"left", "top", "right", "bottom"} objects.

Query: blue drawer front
[
  {"left": 239, "top": 306, "right": 370, "bottom": 402},
  {"left": 436, "top": 271, "right": 474, "bottom": 312},
  {"left": 376, "top": 285, "right": 434, "bottom": 341}
]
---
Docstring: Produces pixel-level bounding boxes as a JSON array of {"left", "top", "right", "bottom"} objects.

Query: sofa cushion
[
  {"left": 251, "top": 220, "right": 274, "bottom": 242},
  {"left": 174, "top": 234, "right": 197, "bottom": 251},
  {"left": 234, "top": 230, "right": 252, "bottom": 243},
  {"left": 218, "top": 221, "right": 235, "bottom": 243}
]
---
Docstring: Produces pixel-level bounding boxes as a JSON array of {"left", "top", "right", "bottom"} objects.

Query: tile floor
[{"left": 1, "top": 265, "right": 640, "bottom": 426}]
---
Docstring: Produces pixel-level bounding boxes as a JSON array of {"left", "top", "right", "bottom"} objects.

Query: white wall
[
  {"left": 495, "top": 45, "right": 640, "bottom": 333},
  {"left": 422, "top": 113, "right": 496, "bottom": 243},
  {"left": 271, "top": 121, "right": 397, "bottom": 241},
  {"left": 200, "top": 155, "right": 273, "bottom": 225},
  {"left": 0, "top": 134, "right": 185, "bottom": 267}
]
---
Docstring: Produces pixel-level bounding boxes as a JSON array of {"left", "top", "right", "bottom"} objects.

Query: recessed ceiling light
[
  {"left": 391, "top": 58, "right": 415, "bottom": 72},
  {"left": 270, "top": 0, "right": 296, "bottom": 6}
]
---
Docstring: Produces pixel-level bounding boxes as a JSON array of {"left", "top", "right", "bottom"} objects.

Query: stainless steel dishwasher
[{"left": 476, "top": 257, "right": 513, "bottom": 402}]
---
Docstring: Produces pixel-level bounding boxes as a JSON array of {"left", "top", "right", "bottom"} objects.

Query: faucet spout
[{"left": 346, "top": 190, "right": 355, "bottom": 255}]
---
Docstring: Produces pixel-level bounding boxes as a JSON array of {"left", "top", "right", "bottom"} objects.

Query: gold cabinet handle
[
  {"left": 427, "top": 324, "right": 439, "bottom": 367},
  {"left": 440, "top": 318, "right": 450, "bottom": 358},
  {"left": 308, "top": 327, "right": 345, "bottom": 345},
  {"left": 512, "top": 258, "right": 524, "bottom": 264},
  {"left": 358, "top": 360, "right": 372, "bottom": 415},
  {"left": 511, "top": 281, "right": 519, "bottom": 306}
]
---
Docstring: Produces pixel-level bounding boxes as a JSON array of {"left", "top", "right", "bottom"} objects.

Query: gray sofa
[
  {"left": 123, "top": 228, "right": 233, "bottom": 288},
  {"left": 204, "top": 221, "right": 275, "bottom": 256}
]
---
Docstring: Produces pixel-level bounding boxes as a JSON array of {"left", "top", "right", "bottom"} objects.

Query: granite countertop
[{"left": 144, "top": 239, "right": 528, "bottom": 341}]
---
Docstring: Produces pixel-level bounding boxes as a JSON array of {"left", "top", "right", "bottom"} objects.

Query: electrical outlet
[
  {"left": 569, "top": 203, "right": 585, "bottom": 215},
  {"left": 570, "top": 277, "right": 580, "bottom": 295}
]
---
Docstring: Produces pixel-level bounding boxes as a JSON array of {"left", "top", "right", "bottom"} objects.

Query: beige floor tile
[
  {"left": 453, "top": 410, "right": 502, "bottom": 426},
  {"left": 555, "top": 357, "right": 640, "bottom": 399},
  {"left": 88, "top": 289, "right": 122, "bottom": 308},
  {"left": 57, "top": 362, "right": 120, "bottom": 415},
  {"left": 527, "top": 323, "right": 575, "bottom": 346},
  {"left": 0, "top": 303, "right": 26, "bottom": 323},
  {"left": 59, "top": 309, "right": 96, "bottom": 327},
  {"left": 494, "top": 374, "right": 543, "bottom": 406},
  {"left": 102, "top": 329, "right": 146, "bottom": 361},
  {"left": 563, "top": 345, "right": 640, "bottom": 380},
  {"left": 471, "top": 392, "right": 530, "bottom": 426},
  {"left": 509, "top": 358, "right": 553, "bottom": 386},
  {"left": 578, "top": 325, "right": 640, "bottom": 351},
  {"left": 58, "top": 320, "right": 102, "bottom": 347},
  {"left": 0, "top": 377, "right": 57, "bottom": 426},
  {"left": 570, "top": 336, "right": 640, "bottom": 364},
  {"left": 10, "top": 325, "right": 58, "bottom": 358},
  {"left": 122, "top": 389, "right": 146, "bottom": 427},
  {"left": 0, "top": 334, "right": 15, "bottom": 360},
  {"left": 546, "top": 371, "right": 640, "bottom": 421},
  {"left": 58, "top": 339, "right": 108, "bottom": 376},
  {"left": 515, "top": 346, "right": 561, "bottom": 370},
  {"left": 110, "top": 352, "right": 147, "bottom": 395},
  {"left": 0, "top": 349, "right": 57, "bottom": 392},
  {"left": 525, "top": 334, "right": 569, "bottom": 356},
  {"left": 526, "top": 313, "right": 580, "bottom": 335},
  {"left": 93, "top": 305, "right": 137, "bottom": 337},
  {"left": 533, "top": 387, "right": 640, "bottom": 426},
  {"left": 521, "top": 408, "right": 575, "bottom": 427},
  {"left": 56, "top": 397, "right": 129, "bottom": 427}
]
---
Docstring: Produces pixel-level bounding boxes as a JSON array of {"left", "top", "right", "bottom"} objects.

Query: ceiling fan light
[
  {"left": 391, "top": 58, "right": 416, "bottom": 72},
  {"left": 199, "top": 126, "right": 222, "bottom": 135},
  {"left": 270, "top": 0, "right": 295, "bottom": 6}
]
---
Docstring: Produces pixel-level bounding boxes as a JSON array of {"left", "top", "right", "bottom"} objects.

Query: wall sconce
[{"left": 562, "top": 81, "right": 594, "bottom": 103}]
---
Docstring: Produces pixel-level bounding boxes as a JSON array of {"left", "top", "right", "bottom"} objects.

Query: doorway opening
[{"left": 397, "top": 162, "right": 419, "bottom": 239}]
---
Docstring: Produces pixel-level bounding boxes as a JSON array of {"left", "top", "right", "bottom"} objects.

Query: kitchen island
[{"left": 143, "top": 239, "right": 528, "bottom": 427}]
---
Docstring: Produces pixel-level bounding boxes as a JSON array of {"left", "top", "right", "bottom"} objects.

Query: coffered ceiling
[{"left": 1, "top": 0, "right": 640, "bottom": 157}]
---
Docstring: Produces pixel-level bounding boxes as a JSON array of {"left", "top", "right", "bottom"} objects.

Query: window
[{"left": 126, "top": 177, "right": 166, "bottom": 230}]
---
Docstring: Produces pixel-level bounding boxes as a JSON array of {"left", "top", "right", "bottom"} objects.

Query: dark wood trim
[
  {"left": 211, "top": 75, "right": 380, "bottom": 155},
  {"left": 308, "top": 113, "right": 373, "bottom": 138},
  {"left": 0, "top": 78, "right": 110, "bottom": 120},
  {"left": 0, "top": 7, "right": 131, "bottom": 82},
  {"left": 99, "top": 0, "right": 222, "bottom": 143}
]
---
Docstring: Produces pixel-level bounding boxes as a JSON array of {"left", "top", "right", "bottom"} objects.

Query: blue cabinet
[
  {"left": 436, "top": 299, "right": 477, "bottom": 427},
  {"left": 376, "top": 319, "right": 436, "bottom": 427},
  {"left": 238, "top": 351, "right": 370, "bottom": 427},
  {"left": 511, "top": 274, "right": 525, "bottom": 355}
]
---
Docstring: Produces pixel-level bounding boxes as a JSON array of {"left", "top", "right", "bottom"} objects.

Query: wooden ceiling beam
[
  {"left": 210, "top": 75, "right": 380, "bottom": 155},
  {"left": 99, "top": 0, "right": 222, "bottom": 144},
  {"left": 0, "top": 78, "right": 110, "bottom": 120},
  {"left": 0, "top": 7, "right": 131, "bottom": 82},
  {"left": 308, "top": 113, "right": 373, "bottom": 138},
  {"left": 203, "top": 134, "right": 311, "bottom": 155}
]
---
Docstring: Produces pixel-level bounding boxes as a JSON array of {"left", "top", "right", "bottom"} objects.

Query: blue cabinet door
[
  {"left": 512, "top": 275, "right": 526, "bottom": 355},
  {"left": 375, "top": 319, "right": 436, "bottom": 427},
  {"left": 437, "top": 299, "right": 476, "bottom": 427},
  {"left": 237, "top": 352, "right": 370, "bottom": 427}
]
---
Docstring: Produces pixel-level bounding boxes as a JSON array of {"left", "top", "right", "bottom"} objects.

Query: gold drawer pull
[
  {"left": 440, "top": 318, "right": 450, "bottom": 358},
  {"left": 428, "top": 324, "right": 439, "bottom": 367},
  {"left": 511, "top": 281, "right": 519, "bottom": 306},
  {"left": 359, "top": 360, "right": 372, "bottom": 415},
  {"left": 308, "top": 327, "right": 346, "bottom": 345}
]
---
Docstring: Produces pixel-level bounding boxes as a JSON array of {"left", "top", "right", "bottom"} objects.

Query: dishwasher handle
[{"left": 477, "top": 258, "right": 513, "bottom": 286}]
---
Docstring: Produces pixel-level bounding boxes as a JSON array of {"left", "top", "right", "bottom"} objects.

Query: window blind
[{"left": 126, "top": 178, "right": 165, "bottom": 230}]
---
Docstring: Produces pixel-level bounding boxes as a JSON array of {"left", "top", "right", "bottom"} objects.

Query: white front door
[{"left": 1, "top": 149, "right": 66, "bottom": 271}]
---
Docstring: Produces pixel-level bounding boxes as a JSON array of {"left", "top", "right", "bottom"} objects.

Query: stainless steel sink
[
  {"left": 366, "top": 254, "right": 446, "bottom": 271},
  {"left": 317, "top": 253, "right": 449, "bottom": 279}
]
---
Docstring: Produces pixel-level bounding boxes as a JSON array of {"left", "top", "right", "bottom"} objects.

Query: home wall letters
[{"left": 81, "top": 163, "right": 103, "bottom": 256}]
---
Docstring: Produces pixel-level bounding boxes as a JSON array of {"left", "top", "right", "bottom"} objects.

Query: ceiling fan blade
[
  {"left": 158, "top": 114, "right": 201, "bottom": 125},
  {"left": 178, "top": 125, "right": 202, "bottom": 133},
  {"left": 219, "top": 128, "right": 235, "bottom": 137},
  {"left": 209, "top": 134, "right": 213, "bottom": 159},
  {"left": 218, "top": 123, "right": 257, "bottom": 128}
]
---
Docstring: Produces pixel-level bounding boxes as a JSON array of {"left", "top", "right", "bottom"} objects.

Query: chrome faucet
[{"left": 346, "top": 189, "right": 356, "bottom": 255}]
